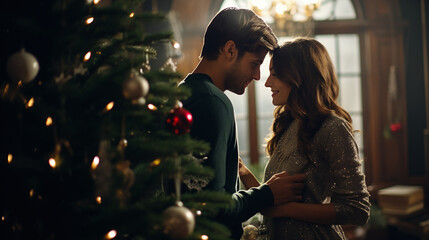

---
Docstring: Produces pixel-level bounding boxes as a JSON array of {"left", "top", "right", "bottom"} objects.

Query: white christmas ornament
[
  {"left": 123, "top": 69, "right": 149, "bottom": 100},
  {"left": 163, "top": 201, "right": 195, "bottom": 239},
  {"left": 6, "top": 48, "right": 40, "bottom": 83}
]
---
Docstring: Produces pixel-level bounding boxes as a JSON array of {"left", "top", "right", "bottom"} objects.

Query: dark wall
[{"left": 399, "top": 0, "right": 428, "bottom": 176}]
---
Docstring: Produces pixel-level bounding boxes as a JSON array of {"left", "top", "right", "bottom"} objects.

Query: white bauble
[
  {"left": 6, "top": 48, "right": 40, "bottom": 83},
  {"left": 123, "top": 69, "right": 149, "bottom": 100}
]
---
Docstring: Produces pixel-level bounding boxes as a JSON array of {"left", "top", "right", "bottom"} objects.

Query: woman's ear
[{"left": 222, "top": 40, "right": 238, "bottom": 60}]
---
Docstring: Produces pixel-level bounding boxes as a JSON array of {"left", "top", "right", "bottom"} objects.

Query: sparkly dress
[{"left": 263, "top": 115, "right": 371, "bottom": 240}]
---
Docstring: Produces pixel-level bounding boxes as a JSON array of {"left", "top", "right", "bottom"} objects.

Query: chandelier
[{"left": 250, "top": 0, "right": 322, "bottom": 36}]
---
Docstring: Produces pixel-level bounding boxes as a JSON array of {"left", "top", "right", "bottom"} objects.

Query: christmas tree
[{"left": 0, "top": 0, "right": 233, "bottom": 239}]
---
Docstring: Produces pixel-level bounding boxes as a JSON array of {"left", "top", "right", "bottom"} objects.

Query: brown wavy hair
[{"left": 266, "top": 37, "right": 353, "bottom": 156}]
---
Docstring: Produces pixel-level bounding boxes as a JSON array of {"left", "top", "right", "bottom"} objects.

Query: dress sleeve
[
  {"left": 323, "top": 119, "right": 371, "bottom": 226},
  {"left": 189, "top": 95, "right": 232, "bottom": 192}
]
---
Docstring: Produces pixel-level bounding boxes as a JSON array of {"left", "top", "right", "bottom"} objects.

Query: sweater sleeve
[
  {"left": 219, "top": 184, "right": 274, "bottom": 224},
  {"left": 324, "top": 119, "right": 371, "bottom": 226}
]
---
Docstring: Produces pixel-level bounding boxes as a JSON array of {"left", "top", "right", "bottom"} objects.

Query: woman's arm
[
  {"left": 262, "top": 202, "right": 336, "bottom": 225},
  {"left": 238, "top": 157, "right": 260, "bottom": 189}
]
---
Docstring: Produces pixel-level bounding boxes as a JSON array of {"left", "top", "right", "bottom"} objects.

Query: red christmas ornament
[
  {"left": 390, "top": 122, "right": 402, "bottom": 132},
  {"left": 166, "top": 107, "right": 193, "bottom": 135}
]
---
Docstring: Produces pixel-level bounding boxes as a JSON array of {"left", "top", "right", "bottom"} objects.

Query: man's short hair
[{"left": 201, "top": 7, "right": 278, "bottom": 60}]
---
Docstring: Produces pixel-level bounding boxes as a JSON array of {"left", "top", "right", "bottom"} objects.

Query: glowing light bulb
[
  {"left": 129, "top": 12, "right": 135, "bottom": 18},
  {"left": 26, "top": 97, "right": 34, "bottom": 108},
  {"left": 96, "top": 196, "right": 102, "bottom": 204},
  {"left": 105, "top": 101, "right": 114, "bottom": 111},
  {"left": 86, "top": 17, "right": 94, "bottom": 24},
  {"left": 3, "top": 84, "right": 9, "bottom": 95},
  {"left": 106, "top": 230, "right": 117, "bottom": 239},
  {"left": 147, "top": 104, "right": 157, "bottom": 110},
  {"left": 196, "top": 210, "right": 202, "bottom": 216},
  {"left": 173, "top": 41, "right": 180, "bottom": 49},
  {"left": 201, "top": 235, "right": 209, "bottom": 240},
  {"left": 84, "top": 51, "right": 91, "bottom": 61},
  {"left": 29, "top": 189, "right": 34, "bottom": 197},
  {"left": 7, "top": 154, "right": 12, "bottom": 164},
  {"left": 91, "top": 156, "right": 100, "bottom": 169},
  {"left": 49, "top": 158, "right": 56, "bottom": 168},
  {"left": 46, "top": 117, "right": 53, "bottom": 126},
  {"left": 93, "top": 0, "right": 100, "bottom": 4},
  {"left": 150, "top": 158, "right": 161, "bottom": 166}
]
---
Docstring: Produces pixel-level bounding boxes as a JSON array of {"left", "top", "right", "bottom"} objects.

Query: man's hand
[{"left": 265, "top": 171, "right": 306, "bottom": 205}]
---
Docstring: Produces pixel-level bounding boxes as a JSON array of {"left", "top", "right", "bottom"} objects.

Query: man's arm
[{"left": 219, "top": 172, "right": 306, "bottom": 224}]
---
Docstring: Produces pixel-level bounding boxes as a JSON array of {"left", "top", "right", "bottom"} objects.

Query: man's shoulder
[{"left": 180, "top": 74, "right": 233, "bottom": 111}]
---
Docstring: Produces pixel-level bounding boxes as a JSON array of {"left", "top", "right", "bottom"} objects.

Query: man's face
[{"left": 224, "top": 49, "right": 268, "bottom": 95}]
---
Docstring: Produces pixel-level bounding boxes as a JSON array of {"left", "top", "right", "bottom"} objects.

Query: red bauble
[{"left": 166, "top": 107, "right": 193, "bottom": 135}]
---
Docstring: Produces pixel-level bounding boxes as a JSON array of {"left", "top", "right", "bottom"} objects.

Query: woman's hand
[{"left": 238, "top": 157, "right": 260, "bottom": 189}]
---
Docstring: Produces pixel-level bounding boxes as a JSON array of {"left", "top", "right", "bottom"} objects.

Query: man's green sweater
[{"left": 180, "top": 73, "right": 274, "bottom": 239}]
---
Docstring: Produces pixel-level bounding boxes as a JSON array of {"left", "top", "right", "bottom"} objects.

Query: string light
[
  {"left": 96, "top": 196, "right": 102, "bottom": 204},
  {"left": 93, "top": 0, "right": 100, "bottom": 4},
  {"left": 84, "top": 51, "right": 91, "bottom": 61},
  {"left": 18, "top": 81, "right": 22, "bottom": 87},
  {"left": 29, "top": 189, "right": 34, "bottom": 197},
  {"left": 173, "top": 41, "right": 180, "bottom": 49},
  {"left": 129, "top": 12, "right": 135, "bottom": 18},
  {"left": 105, "top": 101, "right": 114, "bottom": 111},
  {"left": 196, "top": 210, "right": 202, "bottom": 216},
  {"left": 91, "top": 156, "right": 100, "bottom": 170},
  {"left": 7, "top": 153, "right": 12, "bottom": 164},
  {"left": 3, "top": 84, "right": 9, "bottom": 95},
  {"left": 86, "top": 17, "right": 94, "bottom": 24},
  {"left": 201, "top": 235, "right": 209, "bottom": 240},
  {"left": 105, "top": 230, "right": 117, "bottom": 239},
  {"left": 49, "top": 158, "right": 56, "bottom": 168},
  {"left": 147, "top": 104, "right": 157, "bottom": 111},
  {"left": 26, "top": 97, "right": 34, "bottom": 108},
  {"left": 150, "top": 158, "right": 161, "bottom": 166},
  {"left": 1, "top": 216, "right": 4, "bottom": 221},
  {"left": 46, "top": 117, "right": 53, "bottom": 126}
]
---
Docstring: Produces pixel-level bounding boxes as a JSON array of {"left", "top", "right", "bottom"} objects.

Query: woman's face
[{"left": 265, "top": 58, "right": 291, "bottom": 106}]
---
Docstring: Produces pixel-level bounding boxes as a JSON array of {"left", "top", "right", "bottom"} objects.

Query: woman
[{"left": 239, "top": 37, "right": 371, "bottom": 239}]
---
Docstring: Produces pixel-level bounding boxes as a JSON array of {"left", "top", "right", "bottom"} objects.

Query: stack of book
[{"left": 378, "top": 185, "right": 425, "bottom": 215}]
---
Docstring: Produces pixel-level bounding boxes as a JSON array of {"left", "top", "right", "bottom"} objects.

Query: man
[{"left": 179, "top": 7, "right": 306, "bottom": 239}]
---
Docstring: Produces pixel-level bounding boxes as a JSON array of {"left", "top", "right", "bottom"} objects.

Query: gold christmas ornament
[{"left": 163, "top": 201, "right": 195, "bottom": 239}]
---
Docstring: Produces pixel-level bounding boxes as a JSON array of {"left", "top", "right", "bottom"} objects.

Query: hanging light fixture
[{"left": 250, "top": 0, "right": 321, "bottom": 36}]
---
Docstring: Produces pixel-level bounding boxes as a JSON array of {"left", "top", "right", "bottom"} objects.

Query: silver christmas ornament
[
  {"left": 163, "top": 201, "right": 195, "bottom": 239},
  {"left": 123, "top": 69, "right": 149, "bottom": 100},
  {"left": 7, "top": 48, "right": 40, "bottom": 83}
]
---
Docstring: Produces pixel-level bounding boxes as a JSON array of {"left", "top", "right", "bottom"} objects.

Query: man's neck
[{"left": 193, "top": 58, "right": 225, "bottom": 91}]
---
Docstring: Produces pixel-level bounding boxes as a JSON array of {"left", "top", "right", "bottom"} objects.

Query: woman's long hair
[{"left": 266, "top": 37, "right": 353, "bottom": 156}]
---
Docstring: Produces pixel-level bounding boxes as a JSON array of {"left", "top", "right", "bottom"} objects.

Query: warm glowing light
[
  {"left": 29, "top": 189, "right": 34, "bottom": 197},
  {"left": 202, "top": 202, "right": 206, "bottom": 206},
  {"left": 49, "top": 158, "right": 56, "bottom": 168},
  {"left": 7, "top": 154, "right": 12, "bottom": 164},
  {"left": 93, "top": 0, "right": 101, "bottom": 4},
  {"left": 150, "top": 158, "right": 161, "bottom": 166},
  {"left": 86, "top": 17, "right": 94, "bottom": 24},
  {"left": 1, "top": 216, "right": 4, "bottom": 221},
  {"left": 106, "top": 230, "right": 117, "bottom": 239},
  {"left": 18, "top": 81, "right": 22, "bottom": 87},
  {"left": 46, "top": 117, "right": 53, "bottom": 126},
  {"left": 147, "top": 104, "right": 157, "bottom": 111},
  {"left": 3, "top": 84, "right": 9, "bottom": 94},
  {"left": 129, "top": 12, "right": 135, "bottom": 18},
  {"left": 105, "top": 101, "right": 114, "bottom": 111},
  {"left": 26, "top": 97, "right": 34, "bottom": 108},
  {"left": 196, "top": 210, "right": 202, "bottom": 216},
  {"left": 96, "top": 196, "right": 102, "bottom": 204},
  {"left": 91, "top": 156, "right": 100, "bottom": 170},
  {"left": 201, "top": 235, "right": 209, "bottom": 240},
  {"left": 84, "top": 51, "right": 91, "bottom": 61},
  {"left": 173, "top": 41, "right": 180, "bottom": 49}
]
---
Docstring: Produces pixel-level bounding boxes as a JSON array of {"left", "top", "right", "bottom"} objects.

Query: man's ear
[{"left": 222, "top": 40, "right": 238, "bottom": 60}]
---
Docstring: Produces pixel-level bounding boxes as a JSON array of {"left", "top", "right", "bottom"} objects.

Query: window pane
[
  {"left": 315, "top": 35, "right": 337, "bottom": 68},
  {"left": 339, "top": 34, "right": 360, "bottom": 74},
  {"left": 237, "top": 118, "right": 249, "bottom": 154},
  {"left": 335, "top": 0, "right": 356, "bottom": 19},
  {"left": 340, "top": 76, "right": 362, "bottom": 112},
  {"left": 313, "top": 0, "right": 356, "bottom": 21}
]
